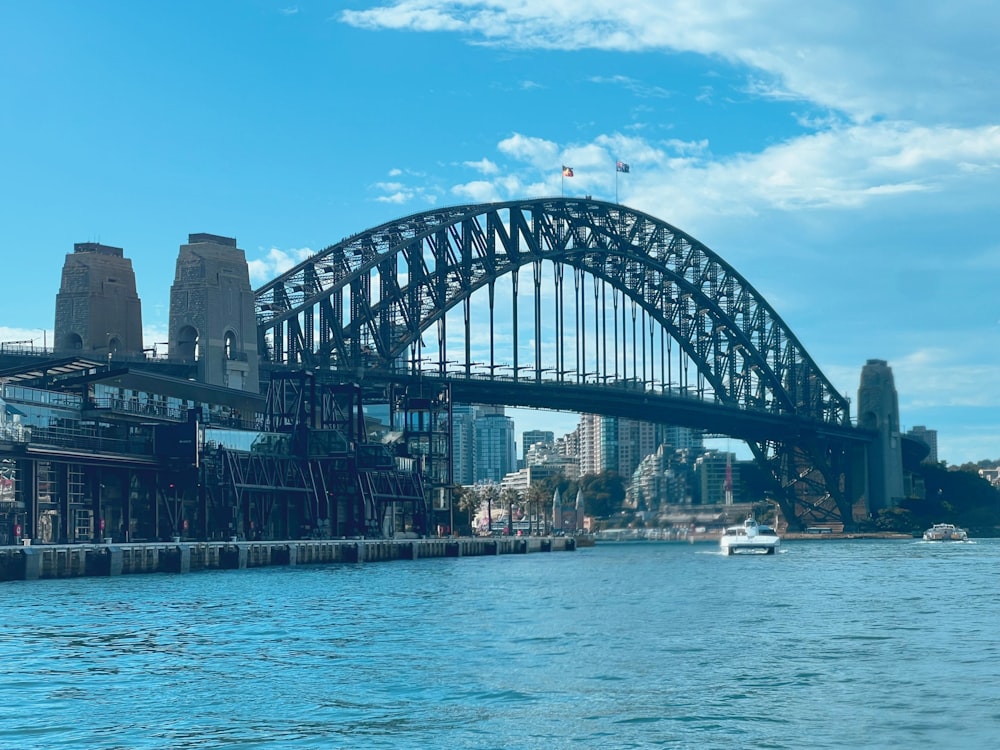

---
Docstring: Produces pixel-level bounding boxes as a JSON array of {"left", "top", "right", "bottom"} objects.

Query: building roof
[
  {"left": 0, "top": 357, "right": 106, "bottom": 385},
  {"left": 0, "top": 357, "right": 265, "bottom": 411}
]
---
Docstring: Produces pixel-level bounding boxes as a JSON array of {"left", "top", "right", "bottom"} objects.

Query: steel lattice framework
[{"left": 255, "top": 198, "right": 864, "bottom": 529}]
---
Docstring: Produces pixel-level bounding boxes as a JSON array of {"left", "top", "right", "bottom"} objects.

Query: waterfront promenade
[{"left": 0, "top": 535, "right": 575, "bottom": 582}]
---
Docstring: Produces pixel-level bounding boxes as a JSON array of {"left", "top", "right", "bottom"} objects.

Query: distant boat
[
  {"left": 720, "top": 516, "right": 780, "bottom": 555},
  {"left": 922, "top": 523, "right": 968, "bottom": 542}
]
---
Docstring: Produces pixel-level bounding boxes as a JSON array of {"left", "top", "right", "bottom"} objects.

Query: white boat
[
  {"left": 720, "top": 516, "right": 780, "bottom": 555},
  {"left": 922, "top": 523, "right": 968, "bottom": 541}
]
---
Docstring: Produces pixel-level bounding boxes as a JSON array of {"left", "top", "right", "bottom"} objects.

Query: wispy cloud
[
  {"left": 370, "top": 169, "right": 442, "bottom": 206},
  {"left": 338, "top": 1, "right": 1000, "bottom": 124},
  {"left": 590, "top": 75, "right": 671, "bottom": 99}
]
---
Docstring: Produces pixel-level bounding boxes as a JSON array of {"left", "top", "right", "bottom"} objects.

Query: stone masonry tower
[
  {"left": 167, "top": 233, "right": 259, "bottom": 393},
  {"left": 856, "top": 359, "right": 905, "bottom": 512},
  {"left": 54, "top": 242, "right": 144, "bottom": 357}
]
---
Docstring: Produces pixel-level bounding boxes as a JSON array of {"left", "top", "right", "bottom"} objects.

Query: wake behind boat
[
  {"left": 720, "top": 516, "right": 780, "bottom": 555},
  {"left": 922, "top": 523, "right": 968, "bottom": 541}
]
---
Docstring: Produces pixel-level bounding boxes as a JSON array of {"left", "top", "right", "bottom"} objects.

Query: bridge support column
[{"left": 857, "top": 359, "right": 904, "bottom": 514}]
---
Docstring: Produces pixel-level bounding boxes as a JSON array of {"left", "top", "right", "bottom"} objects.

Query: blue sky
[{"left": 3, "top": 1, "right": 1000, "bottom": 466}]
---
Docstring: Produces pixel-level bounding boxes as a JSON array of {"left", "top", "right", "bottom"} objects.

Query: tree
[
  {"left": 902, "top": 463, "right": 1000, "bottom": 535},
  {"left": 453, "top": 485, "right": 478, "bottom": 535},
  {"left": 525, "top": 483, "right": 548, "bottom": 535},
  {"left": 578, "top": 471, "right": 627, "bottom": 518},
  {"left": 500, "top": 486, "right": 520, "bottom": 535},
  {"left": 480, "top": 483, "right": 500, "bottom": 534}
]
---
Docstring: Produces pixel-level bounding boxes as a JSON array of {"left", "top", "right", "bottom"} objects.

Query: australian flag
[{"left": 616, "top": 161, "right": 630, "bottom": 173}]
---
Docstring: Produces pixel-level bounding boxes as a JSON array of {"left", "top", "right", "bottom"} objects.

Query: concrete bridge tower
[
  {"left": 53, "top": 242, "right": 144, "bottom": 358},
  {"left": 857, "top": 358, "right": 905, "bottom": 512},
  {"left": 167, "top": 233, "right": 259, "bottom": 393}
]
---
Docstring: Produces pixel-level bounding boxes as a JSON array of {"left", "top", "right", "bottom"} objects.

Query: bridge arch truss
[{"left": 255, "top": 198, "right": 861, "bottom": 528}]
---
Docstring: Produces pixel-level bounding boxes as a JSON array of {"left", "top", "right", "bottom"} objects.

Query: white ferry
[
  {"left": 922, "top": 523, "right": 968, "bottom": 542},
  {"left": 720, "top": 516, "right": 780, "bottom": 555}
]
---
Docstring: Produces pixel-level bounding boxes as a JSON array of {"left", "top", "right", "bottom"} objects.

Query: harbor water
[{"left": 2, "top": 538, "right": 998, "bottom": 749}]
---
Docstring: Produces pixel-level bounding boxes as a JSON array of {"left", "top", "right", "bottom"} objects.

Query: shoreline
[{"left": 0, "top": 536, "right": 575, "bottom": 582}]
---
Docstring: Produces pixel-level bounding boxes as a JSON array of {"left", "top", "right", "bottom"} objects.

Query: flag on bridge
[
  {"left": 614, "top": 160, "right": 630, "bottom": 203},
  {"left": 562, "top": 166, "right": 574, "bottom": 177}
]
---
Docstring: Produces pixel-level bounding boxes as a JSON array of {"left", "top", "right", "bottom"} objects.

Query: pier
[{"left": 0, "top": 536, "right": 576, "bottom": 582}]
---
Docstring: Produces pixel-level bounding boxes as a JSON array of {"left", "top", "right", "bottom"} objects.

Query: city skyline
[{"left": 4, "top": 2, "right": 1000, "bottom": 464}]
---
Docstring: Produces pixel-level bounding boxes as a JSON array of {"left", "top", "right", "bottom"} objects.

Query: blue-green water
[{"left": 1, "top": 539, "right": 998, "bottom": 749}]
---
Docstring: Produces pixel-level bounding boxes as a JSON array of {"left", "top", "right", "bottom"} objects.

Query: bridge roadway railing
[
  {"left": 0, "top": 536, "right": 575, "bottom": 582},
  {"left": 357, "top": 369, "right": 870, "bottom": 445}
]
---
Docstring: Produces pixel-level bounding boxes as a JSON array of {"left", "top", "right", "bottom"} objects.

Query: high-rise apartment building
[
  {"left": 451, "top": 405, "right": 479, "bottom": 486},
  {"left": 474, "top": 410, "right": 516, "bottom": 483},
  {"left": 695, "top": 451, "right": 739, "bottom": 505},
  {"left": 578, "top": 414, "right": 659, "bottom": 479},
  {"left": 521, "top": 429, "right": 554, "bottom": 460}
]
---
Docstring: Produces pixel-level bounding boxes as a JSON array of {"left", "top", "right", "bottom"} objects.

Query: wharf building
[{"left": 0, "top": 235, "right": 425, "bottom": 546}]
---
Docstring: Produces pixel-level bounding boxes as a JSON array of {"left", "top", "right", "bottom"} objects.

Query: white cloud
[
  {"left": 452, "top": 180, "right": 503, "bottom": 203},
  {"left": 471, "top": 120, "right": 1000, "bottom": 233},
  {"left": 247, "top": 247, "right": 315, "bottom": 285},
  {"left": 376, "top": 192, "right": 411, "bottom": 204},
  {"left": 0, "top": 327, "right": 48, "bottom": 348},
  {"left": 620, "top": 121, "right": 1000, "bottom": 233},
  {"left": 371, "top": 180, "right": 442, "bottom": 206},
  {"left": 340, "top": 3, "right": 465, "bottom": 32},
  {"left": 339, "top": 1, "right": 1000, "bottom": 124},
  {"left": 497, "top": 133, "right": 560, "bottom": 166},
  {"left": 463, "top": 158, "right": 499, "bottom": 175}
]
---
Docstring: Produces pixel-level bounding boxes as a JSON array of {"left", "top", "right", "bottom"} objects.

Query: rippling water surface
[{"left": 2, "top": 538, "right": 999, "bottom": 749}]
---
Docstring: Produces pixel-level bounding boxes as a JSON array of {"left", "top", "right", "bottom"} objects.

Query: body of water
[{"left": 1, "top": 538, "right": 998, "bottom": 749}]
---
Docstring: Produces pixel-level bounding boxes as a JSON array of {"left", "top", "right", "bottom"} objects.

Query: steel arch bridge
[{"left": 254, "top": 197, "right": 870, "bottom": 530}]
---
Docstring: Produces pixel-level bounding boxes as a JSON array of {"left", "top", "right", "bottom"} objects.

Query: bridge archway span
[{"left": 256, "top": 197, "right": 849, "bottom": 432}]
